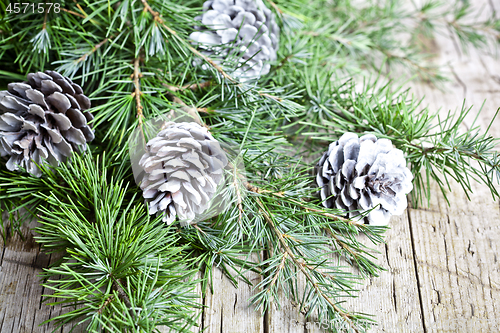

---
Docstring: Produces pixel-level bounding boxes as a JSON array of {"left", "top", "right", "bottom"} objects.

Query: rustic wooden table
[{"left": 1, "top": 1, "right": 500, "bottom": 332}]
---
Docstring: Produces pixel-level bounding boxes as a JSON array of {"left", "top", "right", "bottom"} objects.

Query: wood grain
[{"left": 1, "top": 0, "right": 500, "bottom": 331}]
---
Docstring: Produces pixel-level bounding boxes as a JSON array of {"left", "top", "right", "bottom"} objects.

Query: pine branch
[
  {"left": 77, "top": 37, "right": 110, "bottom": 64},
  {"left": 256, "top": 197, "right": 362, "bottom": 333},
  {"left": 245, "top": 181, "right": 358, "bottom": 225},
  {"left": 140, "top": 0, "right": 238, "bottom": 84}
]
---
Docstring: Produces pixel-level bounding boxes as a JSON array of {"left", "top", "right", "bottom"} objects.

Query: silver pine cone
[
  {"left": 190, "top": 0, "right": 280, "bottom": 80},
  {"left": 316, "top": 133, "right": 413, "bottom": 226},
  {"left": 139, "top": 122, "right": 228, "bottom": 225},
  {"left": 0, "top": 71, "right": 94, "bottom": 177}
]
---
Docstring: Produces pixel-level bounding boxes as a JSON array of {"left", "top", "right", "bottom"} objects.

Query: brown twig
[
  {"left": 258, "top": 92, "right": 283, "bottom": 102},
  {"left": 324, "top": 227, "right": 361, "bottom": 259},
  {"left": 164, "top": 90, "right": 206, "bottom": 127},
  {"left": 301, "top": 31, "right": 352, "bottom": 46},
  {"left": 265, "top": 0, "right": 283, "bottom": 14},
  {"left": 60, "top": 7, "right": 86, "bottom": 19},
  {"left": 112, "top": 279, "right": 137, "bottom": 322},
  {"left": 132, "top": 57, "right": 144, "bottom": 126},
  {"left": 273, "top": 54, "right": 293, "bottom": 72},
  {"left": 409, "top": 142, "right": 483, "bottom": 160},
  {"left": 131, "top": 57, "right": 146, "bottom": 144},
  {"left": 76, "top": 37, "right": 109, "bottom": 64},
  {"left": 43, "top": 7, "right": 48, "bottom": 30},
  {"left": 193, "top": 223, "right": 206, "bottom": 234},
  {"left": 195, "top": 107, "right": 212, "bottom": 114},
  {"left": 256, "top": 198, "right": 360, "bottom": 333},
  {"left": 163, "top": 81, "right": 213, "bottom": 92},
  {"left": 267, "top": 252, "right": 288, "bottom": 294},
  {"left": 72, "top": 0, "right": 87, "bottom": 18},
  {"left": 97, "top": 296, "right": 114, "bottom": 314}
]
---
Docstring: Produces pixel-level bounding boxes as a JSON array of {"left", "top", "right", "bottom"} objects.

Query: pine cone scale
[
  {"left": 0, "top": 71, "right": 94, "bottom": 176},
  {"left": 139, "top": 122, "right": 228, "bottom": 225},
  {"left": 316, "top": 132, "right": 413, "bottom": 226}
]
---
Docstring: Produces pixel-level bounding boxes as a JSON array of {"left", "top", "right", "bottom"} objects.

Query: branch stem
[
  {"left": 77, "top": 37, "right": 109, "bottom": 64},
  {"left": 256, "top": 198, "right": 360, "bottom": 333},
  {"left": 132, "top": 57, "right": 146, "bottom": 143},
  {"left": 245, "top": 182, "right": 360, "bottom": 225}
]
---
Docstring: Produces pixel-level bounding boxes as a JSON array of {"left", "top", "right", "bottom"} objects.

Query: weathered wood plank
[
  {"left": 342, "top": 215, "right": 424, "bottom": 332},
  {"left": 2, "top": 1, "right": 500, "bottom": 332},
  {"left": 203, "top": 257, "right": 264, "bottom": 333},
  {"left": 406, "top": 1, "right": 500, "bottom": 329}
]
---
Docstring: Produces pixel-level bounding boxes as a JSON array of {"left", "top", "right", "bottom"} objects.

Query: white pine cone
[
  {"left": 190, "top": 0, "right": 280, "bottom": 80},
  {"left": 139, "top": 122, "right": 228, "bottom": 225},
  {"left": 316, "top": 133, "right": 413, "bottom": 226},
  {"left": 0, "top": 71, "right": 94, "bottom": 177}
]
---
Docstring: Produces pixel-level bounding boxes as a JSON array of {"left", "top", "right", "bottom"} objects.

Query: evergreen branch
[
  {"left": 140, "top": 0, "right": 237, "bottom": 84},
  {"left": 164, "top": 89, "right": 204, "bottom": 126},
  {"left": 245, "top": 181, "right": 357, "bottom": 225},
  {"left": 256, "top": 197, "right": 361, "bottom": 333},
  {"left": 77, "top": 37, "right": 109, "bottom": 64},
  {"left": 1, "top": 0, "right": 499, "bottom": 331}
]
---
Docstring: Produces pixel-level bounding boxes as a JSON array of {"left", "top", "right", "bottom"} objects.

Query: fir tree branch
[
  {"left": 244, "top": 181, "right": 358, "bottom": 225},
  {"left": 164, "top": 89, "right": 204, "bottom": 126},
  {"left": 256, "top": 197, "right": 361, "bottom": 333},
  {"left": 77, "top": 37, "right": 109, "bottom": 64},
  {"left": 140, "top": 0, "right": 238, "bottom": 84}
]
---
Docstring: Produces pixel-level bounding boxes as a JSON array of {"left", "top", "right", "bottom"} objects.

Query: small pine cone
[
  {"left": 139, "top": 122, "right": 228, "bottom": 225},
  {"left": 190, "top": 0, "right": 280, "bottom": 80},
  {"left": 0, "top": 71, "right": 94, "bottom": 177},
  {"left": 316, "top": 133, "right": 413, "bottom": 226}
]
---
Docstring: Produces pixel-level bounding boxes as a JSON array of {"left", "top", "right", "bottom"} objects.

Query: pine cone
[
  {"left": 190, "top": 0, "right": 280, "bottom": 80},
  {"left": 139, "top": 122, "right": 228, "bottom": 225},
  {"left": 315, "top": 133, "right": 413, "bottom": 226},
  {"left": 0, "top": 71, "right": 94, "bottom": 177}
]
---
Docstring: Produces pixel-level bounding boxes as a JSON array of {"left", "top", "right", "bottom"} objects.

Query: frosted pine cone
[
  {"left": 316, "top": 133, "right": 413, "bottom": 226},
  {"left": 190, "top": 0, "right": 280, "bottom": 80},
  {"left": 139, "top": 122, "right": 228, "bottom": 225},
  {"left": 0, "top": 71, "right": 94, "bottom": 177}
]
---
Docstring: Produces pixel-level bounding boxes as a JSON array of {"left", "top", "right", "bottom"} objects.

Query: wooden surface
[{"left": 2, "top": 1, "right": 500, "bottom": 332}]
